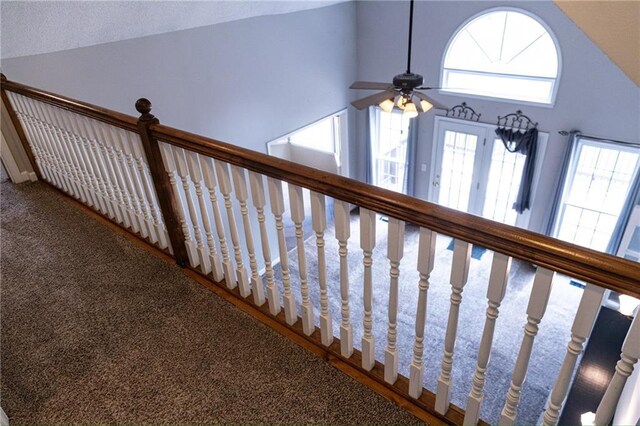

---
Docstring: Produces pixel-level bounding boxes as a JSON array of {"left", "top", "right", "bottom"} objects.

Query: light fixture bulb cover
[
  {"left": 403, "top": 101, "right": 418, "bottom": 118},
  {"left": 420, "top": 99, "right": 433, "bottom": 112},
  {"left": 397, "top": 97, "right": 405, "bottom": 109},
  {"left": 580, "top": 412, "right": 596, "bottom": 426},
  {"left": 618, "top": 295, "right": 640, "bottom": 316},
  {"left": 379, "top": 99, "right": 395, "bottom": 113}
]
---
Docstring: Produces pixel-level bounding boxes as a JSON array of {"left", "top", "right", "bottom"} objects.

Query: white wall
[
  {"left": 354, "top": 1, "right": 640, "bottom": 234},
  {"left": 1, "top": 3, "right": 357, "bottom": 157}
]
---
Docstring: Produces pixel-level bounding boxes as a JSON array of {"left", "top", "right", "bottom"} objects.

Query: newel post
[
  {"left": 135, "top": 98, "right": 189, "bottom": 267},
  {"left": 1, "top": 73, "right": 42, "bottom": 180}
]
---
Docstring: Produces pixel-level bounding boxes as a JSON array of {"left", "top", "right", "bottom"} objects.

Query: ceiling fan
[{"left": 349, "top": 0, "right": 447, "bottom": 117}]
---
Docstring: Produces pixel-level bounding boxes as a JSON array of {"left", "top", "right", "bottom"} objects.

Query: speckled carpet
[{"left": 0, "top": 180, "right": 421, "bottom": 425}]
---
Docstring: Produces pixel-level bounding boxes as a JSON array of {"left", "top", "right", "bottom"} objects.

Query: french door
[{"left": 429, "top": 117, "right": 547, "bottom": 227}]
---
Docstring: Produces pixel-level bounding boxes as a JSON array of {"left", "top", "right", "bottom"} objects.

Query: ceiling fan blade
[
  {"left": 415, "top": 86, "right": 443, "bottom": 90},
  {"left": 351, "top": 90, "right": 397, "bottom": 110},
  {"left": 350, "top": 81, "right": 394, "bottom": 90},
  {"left": 413, "top": 91, "right": 448, "bottom": 110}
]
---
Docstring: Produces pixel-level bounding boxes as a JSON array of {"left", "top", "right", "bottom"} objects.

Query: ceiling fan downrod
[{"left": 406, "top": 0, "right": 414, "bottom": 74}]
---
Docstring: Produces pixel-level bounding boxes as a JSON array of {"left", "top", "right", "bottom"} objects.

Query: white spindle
[
  {"left": 45, "top": 104, "right": 96, "bottom": 208},
  {"left": 250, "top": 171, "right": 280, "bottom": 315},
  {"left": 66, "top": 111, "right": 120, "bottom": 221},
  {"left": 289, "top": 185, "right": 314, "bottom": 334},
  {"left": 334, "top": 200, "right": 353, "bottom": 358},
  {"left": 268, "top": 177, "right": 296, "bottom": 325},
  {"left": 113, "top": 128, "right": 158, "bottom": 243},
  {"left": 36, "top": 101, "right": 86, "bottom": 203},
  {"left": 499, "top": 267, "right": 555, "bottom": 425},
  {"left": 21, "top": 97, "right": 69, "bottom": 192},
  {"left": 84, "top": 115, "right": 139, "bottom": 231},
  {"left": 64, "top": 111, "right": 116, "bottom": 220},
  {"left": 594, "top": 309, "right": 640, "bottom": 425},
  {"left": 172, "top": 146, "right": 206, "bottom": 270},
  {"left": 464, "top": 252, "right": 512, "bottom": 425},
  {"left": 436, "top": 239, "right": 472, "bottom": 414},
  {"left": 409, "top": 227, "right": 437, "bottom": 398},
  {"left": 215, "top": 160, "right": 250, "bottom": 297},
  {"left": 231, "top": 165, "right": 265, "bottom": 305},
  {"left": 312, "top": 192, "right": 332, "bottom": 346},
  {"left": 360, "top": 208, "right": 376, "bottom": 369},
  {"left": 199, "top": 156, "right": 235, "bottom": 287},
  {"left": 384, "top": 217, "right": 405, "bottom": 384},
  {"left": 187, "top": 152, "right": 224, "bottom": 281},
  {"left": 8, "top": 94, "right": 52, "bottom": 184},
  {"left": 159, "top": 142, "right": 198, "bottom": 266},
  {"left": 542, "top": 283, "right": 605, "bottom": 426},
  {"left": 125, "top": 131, "right": 170, "bottom": 249},
  {"left": 106, "top": 126, "right": 150, "bottom": 239}
]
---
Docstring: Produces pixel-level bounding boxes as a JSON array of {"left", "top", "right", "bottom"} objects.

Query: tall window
[
  {"left": 442, "top": 9, "right": 560, "bottom": 104},
  {"left": 371, "top": 108, "right": 410, "bottom": 193}
]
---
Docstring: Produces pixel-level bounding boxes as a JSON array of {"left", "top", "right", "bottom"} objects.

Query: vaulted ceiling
[{"left": 555, "top": 1, "right": 640, "bottom": 86}]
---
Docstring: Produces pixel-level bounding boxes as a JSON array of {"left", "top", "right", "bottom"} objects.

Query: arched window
[{"left": 441, "top": 9, "right": 560, "bottom": 104}]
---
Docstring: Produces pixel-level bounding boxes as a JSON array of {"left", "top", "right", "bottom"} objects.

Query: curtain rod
[{"left": 558, "top": 130, "right": 640, "bottom": 148}]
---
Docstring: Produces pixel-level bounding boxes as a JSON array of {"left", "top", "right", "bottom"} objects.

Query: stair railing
[{"left": 2, "top": 74, "right": 639, "bottom": 426}]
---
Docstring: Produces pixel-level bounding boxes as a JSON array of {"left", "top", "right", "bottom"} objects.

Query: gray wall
[
  {"left": 354, "top": 1, "right": 640, "bottom": 234},
  {"left": 1, "top": 3, "right": 357, "bottom": 157}
]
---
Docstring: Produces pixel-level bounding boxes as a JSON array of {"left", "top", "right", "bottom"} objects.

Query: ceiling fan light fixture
[
  {"left": 420, "top": 99, "right": 433, "bottom": 113},
  {"left": 379, "top": 98, "right": 395, "bottom": 112},
  {"left": 403, "top": 101, "right": 418, "bottom": 118}
]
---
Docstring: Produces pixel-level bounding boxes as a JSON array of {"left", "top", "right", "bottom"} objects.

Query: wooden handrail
[
  {"left": 1, "top": 77, "right": 138, "bottom": 132},
  {"left": 3, "top": 76, "right": 638, "bottom": 298},
  {"left": 151, "top": 124, "right": 640, "bottom": 298}
]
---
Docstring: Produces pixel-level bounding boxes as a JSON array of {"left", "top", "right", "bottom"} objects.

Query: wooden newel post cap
[{"left": 135, "top": 98, "right": 156, "bottom": 122}]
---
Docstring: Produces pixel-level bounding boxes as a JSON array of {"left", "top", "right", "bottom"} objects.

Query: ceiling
[{"left": 555, "top": 0, "right": 640, "bottom": 86}]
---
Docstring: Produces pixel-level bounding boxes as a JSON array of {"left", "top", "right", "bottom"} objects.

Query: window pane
[
  {"left": 438, "top": 130, "right": 477, "bottom": 211},
  {"left": 444, "top": 69, "right": 554, "bottom": 103},
  {"left": 290, "top": 117, "right": 334, "bottom": 153}
]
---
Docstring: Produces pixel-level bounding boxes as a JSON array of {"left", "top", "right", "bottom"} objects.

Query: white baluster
[
  {"left": 542, "top": 283, "right": 605, "bottom": 426},
  {"left": 34, "top": 101, "right": 84, "bottom": 201},
  {"left": 158, "top": 142, "right": 198, "bottom": 266},
  {"left": 113, "top": 128, "right": 158, "bottom": 243},
  {"left": 7, "top": 94, "right": 52, "bottom": 183},
  {"left": 22, "top": 97, "right": 69, "bottom": 192},
  {"left": 106, "top": 126, "right": 150, "bottom": 239},
  {"left": 215, "top": 160, "right": 250, "bottom": 297},
  {"left": 231, "top": 165, "right": 265, "bottom": 305},
  {"left": 409, "top": 227, "right": 437, "bottom": 398},
  {"left": 360, "top": 208, "right": 376, "bottom": 369},
  {"left": 312, "top": 192, "right": 333, "bottom": 347},
  {"left": 250, "top": 171, "right": 280, "bottom": 315},
  {"left": 83, "top": 115, "right": 138, "bottom": 229},
  {"left": 464, "top": 252, "right": 512, "bottom": 425},
  {"left": 385, "top": 217, "right": 405, "bottom": 384},
  {"left": 125, "top": 131, "right": 170, "bottom": 249},
  {"left": 268, "top": 177, "right": 296, "bottom": 325},
  {"left": 45, "top": 104, "right": 97, "bottom": 208},
  {"left": 71, "top": 113, "right": 120, "bottom": 222},
  {"left": 436, "top": 239, "right": 472, "bottom": 414},
  {"left": 187, "top": 152, "right": 224, "bottom": 281},
  {"left": 200, "top": 156, "right": 235, "bottom": 288},
  {"left": 500, "top": 267, "right": 555, "bottom": 425},
  {"left": 335, "top": 199, "right": 353, "bottom": 358},
  {"left": 289, "top": 184, "right": 314, "bottom": 335},
  {"left": 594, "top": 309, "right": 640, "bottom": 425}
]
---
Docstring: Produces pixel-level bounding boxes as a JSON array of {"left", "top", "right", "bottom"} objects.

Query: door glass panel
[
  {"left": 482, "top": 139, "right": 526, "bottom": 225},
  {"left": 438, "top": 130, "right": 478, "bottom": 211},
  {"left": 555, "top": 140, "right": 640, "bottom": 252}
]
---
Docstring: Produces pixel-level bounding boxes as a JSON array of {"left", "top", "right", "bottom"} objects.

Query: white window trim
[{"left": 439, "top": 6, "right": 562, "bottom": 107}]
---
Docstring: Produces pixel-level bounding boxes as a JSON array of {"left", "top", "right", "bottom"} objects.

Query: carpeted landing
[{"left": 0, "top": 180, "right": 421, "bottom": 424}]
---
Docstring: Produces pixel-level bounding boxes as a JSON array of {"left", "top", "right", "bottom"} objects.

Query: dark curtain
[{"left": 495, "top": 127, "right": 539, "bottom": 213}]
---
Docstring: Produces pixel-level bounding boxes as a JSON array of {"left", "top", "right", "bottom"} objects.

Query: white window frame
[{"left": 439, "top": 7, "right": 562, "bottom": 107}]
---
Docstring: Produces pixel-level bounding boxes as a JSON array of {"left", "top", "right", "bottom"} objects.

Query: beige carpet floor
[{"left": 0, "top": 180, "right": 421, "bottom": 424}]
